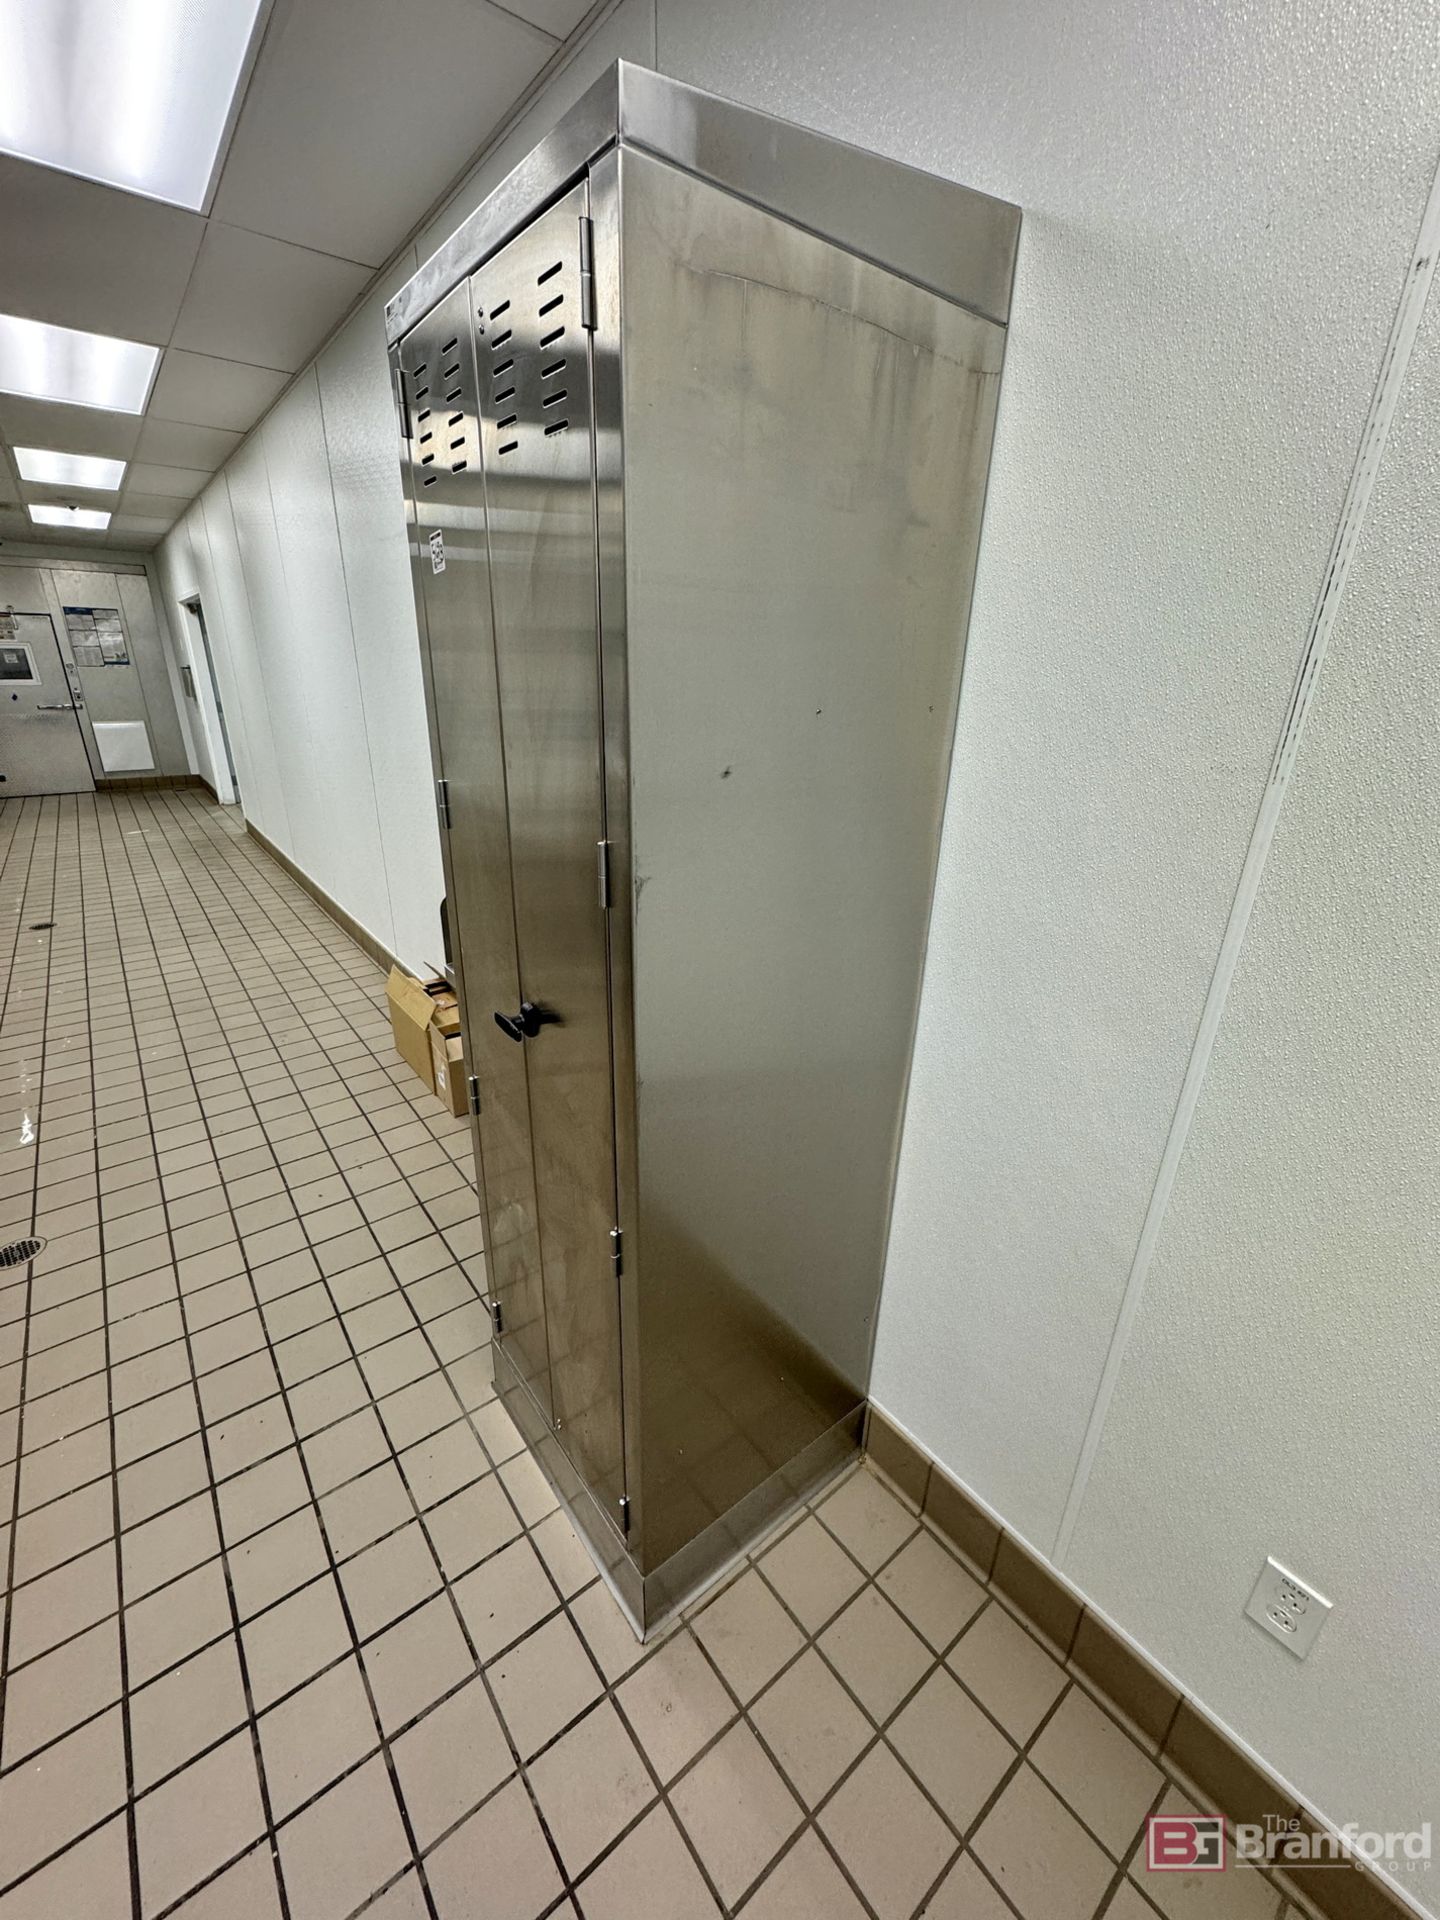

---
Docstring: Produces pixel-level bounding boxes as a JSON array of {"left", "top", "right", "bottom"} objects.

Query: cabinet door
[
  {"left": 472, "top": 181, "right": 627, "bottom": 1524},
  {"left": 399, "top": 284, "right": 553, "bottom": 1424}
]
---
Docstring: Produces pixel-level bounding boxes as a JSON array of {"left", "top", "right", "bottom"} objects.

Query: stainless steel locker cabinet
[{"left": 388, "top": 63, "right": 1019, "bottom": 1635}]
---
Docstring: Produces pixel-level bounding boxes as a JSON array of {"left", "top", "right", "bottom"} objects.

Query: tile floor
[{"left": 0, "top": 790, "right": 1312, "bottom": 1920}]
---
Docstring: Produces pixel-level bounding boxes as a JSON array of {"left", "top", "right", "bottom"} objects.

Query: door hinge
[
  {"left": 394, "top": 366, "right": 411, "bottom": 441},
  {"left": 488, "top": 1297, "right": 503, "bottom": 1334},
  {"left": 596, "top": 839, "right": 611, "bottom": 910},
  {"left": 609, "top": 1227, "right": 623, "bottom": 1279},
  {"left": 467, "top": 1074, "right": 482, "bottom": 1115},
  {"left": 578, "top": 215, "right": 596, "bottom": 331},
  {"left": 436, "top": 778, "right": 452, "bottom": 828},
  {"left": 618, "top": 1494, "right": 631, "bottom": 1535}
]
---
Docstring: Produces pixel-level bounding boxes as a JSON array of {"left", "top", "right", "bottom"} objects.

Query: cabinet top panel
[{"left": 386, "top": 60, "right": 1020, "bottom": 348}]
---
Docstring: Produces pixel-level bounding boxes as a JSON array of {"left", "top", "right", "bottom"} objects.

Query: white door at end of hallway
[{"left": 0, "top": 610, "right": 96, "bottom": 797}]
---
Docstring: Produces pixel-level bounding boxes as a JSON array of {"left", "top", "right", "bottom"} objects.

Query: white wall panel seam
[
  {"left": 224, "top": 458, "right": 302, "bottom": 843},
  {"left": 312, "top": 366, "right": 401, "bottom": 956},
  {"left": 154, "top": 561, "right": 205, "bottom": 776},
  {"left": 207, "top": 473, "right": 290, "bottom": 846},
  {"left": 192, "top": 499, "right": 258, "bottom": 808},
  {"left": 180, "top": 509, "right": 239, "bottom": 803},
  {"left": 145, "top": 567, "right": 202, "bottom": 776},
  {"left": 1052, "top": 147, "right": 1440, "bottom": 1567}
]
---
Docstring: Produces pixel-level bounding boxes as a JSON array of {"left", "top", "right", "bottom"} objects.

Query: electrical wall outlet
[{"left": 1245, "top": 1557, "right": 1332, "bottom": 1658}]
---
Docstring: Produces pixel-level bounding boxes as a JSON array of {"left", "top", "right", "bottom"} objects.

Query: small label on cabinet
[{"left": 429, "top": 530, "right": 445, "bottom": 574}]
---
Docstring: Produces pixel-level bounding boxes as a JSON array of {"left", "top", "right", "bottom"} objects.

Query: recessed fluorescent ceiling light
[
  {"left": 0, "top": 0, "right": 264, "bottom": 209},
  {"left": 15, "top": 446, "right": 126, "bottom": 491},
  {"left": 0, "top": 315, "right": 158, "bottom": 413},
  {"left": 28, "top": 505, "right": 112, "bottom": 531}
]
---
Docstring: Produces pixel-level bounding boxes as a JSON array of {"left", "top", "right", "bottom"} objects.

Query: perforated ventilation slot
[
  {"left": 0, "top": 1237, "right": 43, "bottom": 1269},
  {"left": 539, "top": 321, "right": 567, "bottom": 435},
  {"left": 413, "top": 358, "right": 433, "bottom": 484}
]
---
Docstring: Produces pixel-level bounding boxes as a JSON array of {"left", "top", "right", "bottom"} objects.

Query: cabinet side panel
[{"left": 620, "top": 149, "right": 1004, "bottom": 1569}]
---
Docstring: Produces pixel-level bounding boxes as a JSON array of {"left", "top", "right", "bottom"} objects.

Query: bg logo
[{"left": 1147, "top": 1815, "right": 1226, "bottom": 1872}]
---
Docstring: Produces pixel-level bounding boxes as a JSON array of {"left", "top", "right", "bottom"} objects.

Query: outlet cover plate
[{"left": 1246, "top": 1556, "right": 1332, "bottom": 1658}]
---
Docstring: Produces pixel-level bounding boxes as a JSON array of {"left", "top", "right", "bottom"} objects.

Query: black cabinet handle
[
  {"left": 493, "top": 1001, "right": 560, "bottom": 1042},
  {"left": 494, "top": 1002, "right": 541, "bottom": 1042}
]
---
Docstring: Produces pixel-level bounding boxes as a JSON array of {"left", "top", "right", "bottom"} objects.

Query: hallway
[{"left": 0, "top": 792, "right": 1325, "bottom": 1919}]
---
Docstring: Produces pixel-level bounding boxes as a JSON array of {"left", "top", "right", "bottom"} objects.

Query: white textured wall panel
[
  {"left": 226, "top": 433, "right": 324, "bottom": 872},
  {"left": 1066, "top": 291, "right": 1440, "bottom": 1863},
  {"left": 200, "top": 477, "right": 291, "bottom": 849},
  {"left": 154, "top": 521, "right": 213, "bottom": 788},
  {"left": 317, "top": 285, "right": 445, "bottom": 973},
  {"left": 114, "top": 572, "right": 188, "bottom": 775},
  {"left": 174, "top": 501, "right": 243, "bottom": 806},
  {"left": 259, "top": 373, "right": 393, "bottom": 952},
  {"left": 661, "top": 0, "right": 1440, "bottom": 1548}
]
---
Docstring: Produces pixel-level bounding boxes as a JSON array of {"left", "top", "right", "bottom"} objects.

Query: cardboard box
[
  {"left": 430, "top": 1024, "right": 468, "bottom": 1118},
  {"left": 386, "top": 967, "right": 438, "bottom": 1092},
  {"left": 387, "top": 966, "right": 469, "bottom": 1108}
]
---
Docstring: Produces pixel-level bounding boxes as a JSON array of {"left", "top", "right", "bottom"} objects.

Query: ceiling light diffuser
[
  {"left": 15, "top": 446, "right": 126, "bottom": 491},
  {"left": 28, "top": 505, "right": 112, "bottom": 531},
  {"left": 0, "top": 314, "right": 158, "bottom": 413},
  {"left": 0, "top": 0, "right": 264, "bottom": 210}
]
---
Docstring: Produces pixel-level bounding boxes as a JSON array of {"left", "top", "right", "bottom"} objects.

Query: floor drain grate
[{"left": 0, "top": 1237, "right": 43, "bottom": 1268}]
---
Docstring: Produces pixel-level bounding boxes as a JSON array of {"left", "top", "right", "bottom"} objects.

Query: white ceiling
[{"left": 0, "top": 0, "right": 598, "bottom": 553}]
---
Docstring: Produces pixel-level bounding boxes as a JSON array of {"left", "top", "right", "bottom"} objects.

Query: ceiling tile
[
  {"left": 0, "top": 459, "right": 17, "bottom": 505},
  {"left": 211, "top": 0, "right": 555, "bottom": 266},
  {"left": 125, "top": 462, "right": 211, "bottom": 499},
  {"left": 135, "top": 418, "right": 241, "bottom": 470},
  {"left": 106, "top": 514, "right": 175, "bottom": 546},
  {"left": 502, "top": 0, "right": 596, "bottom": 37},
  {"left": 170, "top": 223, "right": 372, "bottom": 372},
  {"left": 148, "top": 349, "right": 288, "bottom": 432},
  {"left": 115, "top": 490, "right": 197, "bottom": 519},
  {"left": 8, "top": 516, "right": 109, "bottom": 545},
  {"left": 0, "top": 396, "right": 142, "bottom": 461},
  {"left": 20, "top": 479, "right": 122, "bottom": 510},
  {"left": 0, "top": 154, "right": 204, "bottom": 345}
]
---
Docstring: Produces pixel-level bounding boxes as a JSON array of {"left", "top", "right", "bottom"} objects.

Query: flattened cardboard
[
  {"left": 430, "top": 1024, "right": 468, "bottom": 1118},
  {"left": 387, "top": 966, "right": 439, "bottom": 1093}
]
